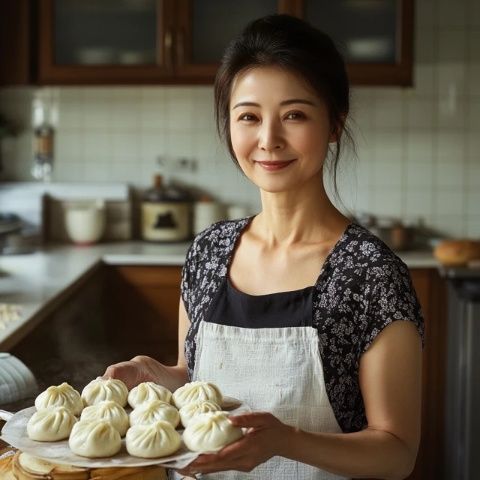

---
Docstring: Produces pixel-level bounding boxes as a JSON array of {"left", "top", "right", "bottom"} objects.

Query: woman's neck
[{"left": 253, "top": 179, "right": 350, "bottom": 248}]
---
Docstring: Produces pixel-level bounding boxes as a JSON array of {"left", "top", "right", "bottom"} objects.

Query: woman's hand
[
  {"left": 102, "top": 355, "right": 161, "bottom": 390},
  {"left": 176, "top": 412, "right": 294, "bottom": 476}
]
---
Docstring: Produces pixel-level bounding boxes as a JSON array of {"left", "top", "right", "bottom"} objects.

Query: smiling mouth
[{"left": 254, "top": 159, "right": 296, "bottom": 171}]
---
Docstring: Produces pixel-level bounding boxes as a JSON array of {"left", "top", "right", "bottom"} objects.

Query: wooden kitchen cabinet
[
  {"left": 105, "top": 265, "right": 182, "bottom": 365},
  {"left": 38, "top": 0, "right": 175, "bottom": 84},
  {"left": 172, "top": 0, "right": 294, "bottom": 80},
  {"left": 174, "top": 0, "right": 414, "bottom": 85},
  {"left": 405, "top": 269, "right": 447, "bottom": 480},
  {"left": 34, "top": 0, "right": 413, "bottom": 85},
  {"left": 37, "top": 0, "right": 289, "bottom": 84}
]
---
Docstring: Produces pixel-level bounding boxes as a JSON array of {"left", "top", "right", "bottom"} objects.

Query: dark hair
[{"left": 214, "top": 14, "right": 355, "bottom": 199}]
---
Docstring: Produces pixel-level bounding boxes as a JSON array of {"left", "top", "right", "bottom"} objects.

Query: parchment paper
[{"left": 0, "top": 397, "right": 250, "bottom": 470}]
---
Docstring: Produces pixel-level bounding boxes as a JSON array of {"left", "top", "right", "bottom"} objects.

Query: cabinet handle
[{"left": 165, "top": 27, "right": 173, "bottom": 70}]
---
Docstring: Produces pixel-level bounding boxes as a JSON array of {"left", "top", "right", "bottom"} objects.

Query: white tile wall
[{"left": 0, "top": 0, "right": 479, "bottom": 237}]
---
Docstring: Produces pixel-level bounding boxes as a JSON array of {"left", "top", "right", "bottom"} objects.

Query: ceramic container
[
  {"left": 193, "top": 201, "right": 225, "bottom": 235},
  {"left": 65, "top": 200, "right": 106, "bottom": 245}
]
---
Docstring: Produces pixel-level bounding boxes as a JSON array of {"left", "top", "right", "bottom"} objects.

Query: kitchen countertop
[
  {"left": 0, "top": 241, "right": 190, "bottom": 352},
  {"left": 0, "top": 241, "right": 438, "bottom": 352}
]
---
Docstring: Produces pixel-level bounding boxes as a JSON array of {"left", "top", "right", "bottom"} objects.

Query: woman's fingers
[
  {"left": 175, "top": 418, "right": 286, "bottom": 476},
  {"left": 174, "top": 467, "right": 200, "bottom": 478},
  {"left": 193, "top": 443, "right": 245, "bottom": 465},
  {"left": 101, "top": 361, "right": 140, "bottom": 389},
  {"left": 102, "top": 361, "right": 130, "bottom": 379},
  {"left": 228, "top": 411, "right": 275, "bottom": 428},
  {"left": 182, "top": 437, "right": 252, "bottom": 475}
]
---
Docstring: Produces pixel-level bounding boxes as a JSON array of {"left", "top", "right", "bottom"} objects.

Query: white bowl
[
  {"left": 65, "top": 201, "right": 106, "bottom": 245},
  {"left": 0, "top": 353, "right": 38, "bottom": 404},
  {"left": 346, "top": 38, "right": 391, "bottom": 61},
  {"left": 77, "top": 47, "right": 117, "bottom": 65},
  {"left": 118, "top": 50, "right": 156, "bottom": 65}
]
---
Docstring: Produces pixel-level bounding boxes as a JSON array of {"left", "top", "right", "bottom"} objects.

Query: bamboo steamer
[
  {"left": 89, "top": 465, "right": 168, "bottom": 480},
  {"left": 0, "top": 451, "right": 16, "bottom": 480},
  {"left": 9, "top": 452, "right": 168, "bottom": 480},
  {"left": 12, "top": 452, "right": 89, "bottom": 480}
]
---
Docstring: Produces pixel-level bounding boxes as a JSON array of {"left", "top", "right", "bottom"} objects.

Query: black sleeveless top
[{"left": 208, "top": 277, "right": 314, "bottom": 328}]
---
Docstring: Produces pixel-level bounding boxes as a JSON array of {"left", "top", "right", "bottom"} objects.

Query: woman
[{"left": 104, "top": 15, "right": 424, "bottom": 480}]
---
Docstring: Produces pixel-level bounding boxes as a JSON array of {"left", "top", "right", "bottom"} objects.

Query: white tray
[{"left": 0, "top": 397, "right": 249, "bottom": 470}]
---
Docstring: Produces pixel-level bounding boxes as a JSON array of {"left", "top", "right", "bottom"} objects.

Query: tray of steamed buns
[{"left": 0, "top": 379, "right": 250, "bottom": 469}]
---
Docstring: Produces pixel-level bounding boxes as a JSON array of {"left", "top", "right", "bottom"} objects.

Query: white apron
[{"left": 174, "top": 321, "right": 348, "bottom": 480}]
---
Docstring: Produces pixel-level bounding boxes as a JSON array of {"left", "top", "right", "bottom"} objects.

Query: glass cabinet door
[
  {"left": 174, "top": 0, "right": 283, "bottom": 78},
  {"left": 300, "top": 0, "right": 413, "bottom": 85},
  {"left": 38, "top": 0, "right": 174, "bottom": 84},
  {"left": 54, "top": 0, "right": 159, "bottom": 66},
  {"left": 303, "top": 0, "right": 397, "bottom": 63}
]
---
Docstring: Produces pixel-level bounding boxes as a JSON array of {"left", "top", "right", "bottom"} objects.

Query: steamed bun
[
  {"left": 179, "top": 400, "right": 221, "bottom": 427},
  {"left": 69, "top": 419, "right": 121, "bottom": 458},
  {"left": 35, "top": 383, "right": 83, "bottom": 416},
  {"left": 126, "top": 420, "right": 181, "bottom": 458},
  {"left": 173, "top": 381, "right": 222, "bottom": 409},
  {"left": 81, "top": 378, "right": 128, "bottom": 407},
  {"left": 80, "top": 400, "right": 129, "bottom": 436},
  {"left": 129, "top": 400, "right": 180, "bottom": 428},
  {"left": 127, "top": 382, "right": 172, "bottom": 408},
  {"left": 27, "top": 406, "right": 77, "bottom": 441},
  {"left": 182, "top": 411, "right": 243, "bottom": 452}
]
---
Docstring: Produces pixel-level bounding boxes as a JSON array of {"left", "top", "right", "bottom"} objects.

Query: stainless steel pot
[
  {"left": 0, "top": 214, "right": 22, "bottom": 254},
  {"left": 0, "top": 213, "right": 37, "bottom": 255}
]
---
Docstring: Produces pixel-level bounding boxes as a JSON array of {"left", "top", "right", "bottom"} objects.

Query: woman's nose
[{"left": 258, "top": 121, "right": 284, "bottom": 151}]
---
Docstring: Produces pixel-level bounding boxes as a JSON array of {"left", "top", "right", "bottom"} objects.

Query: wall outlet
[{"left": 157, "top": 156, "right": 197, "bottom": 172}]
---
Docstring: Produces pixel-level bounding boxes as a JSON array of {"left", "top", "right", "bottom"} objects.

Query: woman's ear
[
  {"left": 329, "top": 114, "right": 347, "bottom": 143},
  {"left": 328, "top": 126, "right": 340, "bottom": 144},
  {"left": 328, "top": 130, "right": 338, "bottom": 144}
]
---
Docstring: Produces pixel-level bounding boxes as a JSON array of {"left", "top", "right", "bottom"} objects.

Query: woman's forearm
[
  {"left": 281, "top": 426, "right": 416, "bottom": 480},
  {"left": 153, "top": 364, "right": 189, "bottom": 392}
]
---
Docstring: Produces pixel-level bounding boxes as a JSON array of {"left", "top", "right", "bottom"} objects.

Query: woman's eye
[
  {"left": 285, "top": 111, "right": 305, "bottom": 120},
  {"left": 238, "top": 113, "right": 257, "bottom": 122}
]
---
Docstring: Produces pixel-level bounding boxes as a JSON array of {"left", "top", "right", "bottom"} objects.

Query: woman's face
[{"left": 229, "top": 66, "right": 336, "bottom": 194}]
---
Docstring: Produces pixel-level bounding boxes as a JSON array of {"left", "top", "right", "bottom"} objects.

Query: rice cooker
[{"left": 141, "top": 175, "right": 192, "bottom": 242}]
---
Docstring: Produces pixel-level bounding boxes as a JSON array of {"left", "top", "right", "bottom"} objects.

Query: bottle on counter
[
  {"left": 141, "top": 174, "right": 192, "bottom": 242},
  {"left": 33, "top": 122, "right": 54, "bottom": 180},
  {"left": 390, "top": 220, "right": 412, "bottom": 251},
  {"left": 31, "top": 93, "right": 57, "bottom": 182}
]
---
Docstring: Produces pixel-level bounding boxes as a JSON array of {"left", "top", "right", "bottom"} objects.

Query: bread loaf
[{"left": 434, "top": 239, "right": 480, "bottom": 266}]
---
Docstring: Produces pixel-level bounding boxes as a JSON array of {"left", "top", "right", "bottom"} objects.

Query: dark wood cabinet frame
[
  {"left": 35, "top": 0, "right": 414, "bottom": 86},
  {"left": 0, "top": 0, "right": 35, "bottom": 85}
]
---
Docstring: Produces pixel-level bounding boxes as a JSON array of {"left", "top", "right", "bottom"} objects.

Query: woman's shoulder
[
  {"left": 185, "top": 217, "right": 252, "bottom": 264},
  {"left": 333, "top": 223, "right": 411, "bottom": 280}
]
